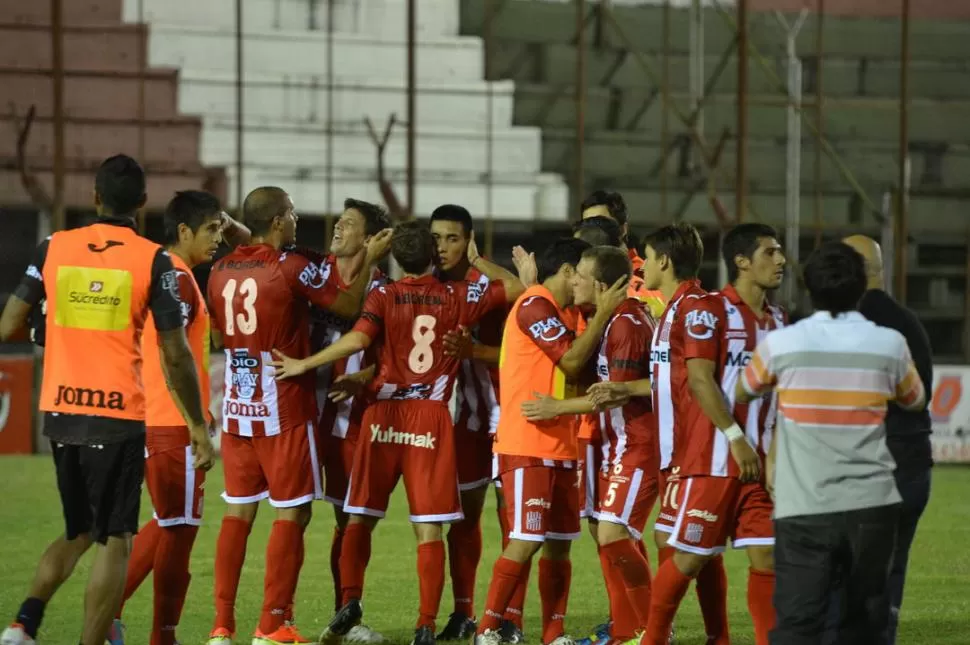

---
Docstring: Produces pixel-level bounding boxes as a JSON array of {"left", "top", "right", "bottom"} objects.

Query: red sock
[
  {"left": 504, "top": 557, "right": 530, "bottom": 628},
  {"left": 119, "top": 519, "right": 162, "bottom": 616},
  {"left": 643, "top": 558, "right": 692, "bottom": 645},
  {"left": 748, "top": 568, "right": 776, "bottom": 645},
  {"left": 636, "top": 539, "right": 649, "bottom": 560},
  {"left": 598, "top": 546, "right": 637, "bottom": 640},
  {"left": 258, "top": 520, "right": 305, "bottom": 634},
  {"left": 213, "top": 516, "right": 252, "bottom": 634},
  {"left": 695, "top": 554, "right": 730, "bottom": 642},
  {"left": 477, "top": 557, "right": 526, "bottom": 634},
  {"left": 447, "top": 516, "right": 482, "bottom": 617},
  {"left": 538, "top": 558, "right": 571, "bottom": 645},
  {"left": 339, "top": 523, "right": 372, "bottom": 605},
  {"left": 657, "top": 545, "right": 673, "bottom": 570},
  {"left": 151, "top": 525, "right": 198, "bottom": 645},
  {"left": 417, "top": 541, "right": 446, "bottom": 630},
  {"left": 602, "top": 540, "right": 652, "bottom": 637},
  {"left": 330, "top": 527, "right": 344, "bottom": 613},
  {"left": 283, "top": 531, "right": 306, "bottom": 624}
]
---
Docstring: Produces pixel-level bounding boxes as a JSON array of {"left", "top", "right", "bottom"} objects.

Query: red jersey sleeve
[
  {"left": 515, "top": 294, "right": 575, "bottom": 365},
  {"left": 351, "top": 286, "right": 387, "bottom": 342},
  {"left": 279, "top": 251, "right": 340, "bottom": 310},
  {"left": 457, "top": 278, "right": 508, "bottom": 326},
  {"left": 175, "top": 269, "right": 199, "bottom": 327},
  {"left": 681, "top": 295, "right": 725, "bottom": 362},
  {"left": 606, "top": 315, "right": 650, "bottom": 382}
]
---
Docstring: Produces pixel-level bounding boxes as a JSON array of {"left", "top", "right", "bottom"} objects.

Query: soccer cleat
[
  {"left": 207, "top": 627, "right": 235, "bottom": 644},
  {"left": 474, "top": 629, "right": 503, "bottom": 645},
  {"left": 253, "top": 623, "right": 312, "bottom": 644},
  {"left": 345, "top": 625, "right": 385, "bottom": 644},
  {"left": 410, "top": 625, "right": 435, "bottom": 645},
  {"left": 497, "top": 621, "right": 525, "bottom": 645},
  {"left": 591, "top": 623, "right": 611, "bottom": 642},
  {"left": 106, "top": 618, "right": 125, "bottom": 645},
  {"left": 0, "top": 624, "right": 35, "bottom": 645},
  {"left": 436, "top": 613, "right": 477, "bottom": 641},
  {"left": 319, "top": 599, "right": 363, "bottom": 645},
  {"left": 547, "top": 637, "right": 576, "bottom": 645}
]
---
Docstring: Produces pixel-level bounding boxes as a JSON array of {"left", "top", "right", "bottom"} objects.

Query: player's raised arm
[
  {"left": 557, "top": 276, "right": 628, "bottom": 378},
  {"left": 465, "top": 233, "right": 526, "bottom": 302},
  {"left": 328, "top": 228, "right": 393, "bottom": 318}
]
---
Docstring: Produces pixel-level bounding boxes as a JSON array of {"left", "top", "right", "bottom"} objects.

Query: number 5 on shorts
[{"left": 604, "top": 481, "right": 619, "bottom": 508}]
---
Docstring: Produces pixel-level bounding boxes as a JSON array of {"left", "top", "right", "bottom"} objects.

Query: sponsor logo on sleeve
[
  {"left": 684, "top": 309, "right": 718, "bottom": 341},
  {"left": 528, "top": 317, "right": 568, "bottom": 343},
  {"left": 26, "top": 264, "right": 41, "bottom": 281},
  {"left": 466, "top": 274, "right": 490, "bottom": 303},
  {"left": 298, "top": 259, "right": 332, "bottom": 290}
]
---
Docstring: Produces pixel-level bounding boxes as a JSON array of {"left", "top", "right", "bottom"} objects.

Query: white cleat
[
  {"left": 475, "top": 629, "right": 503, "bottom": 645},
  {"left": 344, "top": 626, "right": 385, "bottom": 644},
  {"left": 547, "top": 637, "right": 576, "bottom": 645},
  {"left": 0, "top": 625, "right": 35, "bottom": 645}
]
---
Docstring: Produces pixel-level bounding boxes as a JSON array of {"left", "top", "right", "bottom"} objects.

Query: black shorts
[{"left": 51, "top": 434, "right": 145, "bottom": 544}]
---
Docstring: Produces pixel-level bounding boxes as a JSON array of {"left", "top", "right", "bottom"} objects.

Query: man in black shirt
[{"left": 821, "top": 235, "right": 934, "bottom": 645}]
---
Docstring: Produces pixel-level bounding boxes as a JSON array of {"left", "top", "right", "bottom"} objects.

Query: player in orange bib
[{"left": 475, "top": 238, "right": 628, "bottom": 645}]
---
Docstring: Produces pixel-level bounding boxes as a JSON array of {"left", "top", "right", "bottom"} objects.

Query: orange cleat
[{"left": 252, "top": 623, "right": 312, "bottom": 644}]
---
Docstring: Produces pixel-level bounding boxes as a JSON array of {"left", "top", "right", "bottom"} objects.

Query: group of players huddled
[{"left": 1, "top": 155, "right": 789, "bottom": 645}]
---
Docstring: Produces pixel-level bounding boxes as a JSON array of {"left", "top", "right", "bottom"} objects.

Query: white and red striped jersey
[
  {"left": 595, "top": 298, "right": 657, "bottom": 471},
  {"left": 208, "top": 244, "right": 340, "bottom": 437},
  {"left": 651, "top": 279, "right": 708, "bottom": 472},
  {"left": 311, "top": 255, "right": 388, "bottom": 442},
  {"left": 673, "top": 283, "right": 786, "bottom": 478}
]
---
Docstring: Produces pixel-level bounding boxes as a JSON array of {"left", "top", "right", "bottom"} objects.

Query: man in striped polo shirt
[{"left": 737, "top": 241, "right": 926, "bottom": 645}]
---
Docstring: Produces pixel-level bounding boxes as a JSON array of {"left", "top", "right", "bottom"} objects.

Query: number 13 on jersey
[{"left": 222, "top": 277, "right": 258, "bottom": 336}]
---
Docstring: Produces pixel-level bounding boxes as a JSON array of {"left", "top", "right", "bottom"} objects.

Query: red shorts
[
  {"left": 654, "top": 468, "right": 680, "bottom": 535},
  {"left": 578, "top": 439, "right": 603, "bottom": 519},
  {"left": 665, "top": 476, "right": 775, "bottom": 556},
  {"left": 455, "top": 426, "right": 494, "bottom": 491},
  {"left": 145, "top": 427, "right": 206, "bottom": 526},
  {"left": 321, "top": 431, "right": 357, "bottom": 507},
  {"left": 498, "top": 455, "right": 581, "bottom": 542},
  {"left": 595, "top": 462, "right": 658, "bottom": 540},
  {"left": 221, "top": 422, "right": 323, "bottom": 508},
  {"left": 344, "top": 401, "right": 462, "bottom": 523}
]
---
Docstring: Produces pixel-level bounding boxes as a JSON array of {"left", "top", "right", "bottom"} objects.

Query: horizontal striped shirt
[{"left": 741, "top": 310, "right": 926, "bottom": 519}]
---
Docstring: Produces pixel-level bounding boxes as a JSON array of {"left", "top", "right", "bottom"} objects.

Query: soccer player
[
  {"left": 272, "top": 220, "right": 524, "bottom": 645},
  {"left": 519, "top": 246, "right": 657, "bottom": 644},
  {"left": 205, "top": 186, "right": 391, "bottom": 645},
  {"left": 474, "top": 238, "right": 628, "bottom": 645},
  {"left": 639, "top": 223, "right": 787, "bottom": 645},
  {"left": 110, "top": 191, "right": 230, "bottom": 645},
  {"left": 590, "top": 223, "right": 730, "bottom": 643},
  {"left": 310, "top": 199, "right": 391, "bottom": 645},
  {"left": 0, "top": 155, "right": 212, "bottom": 645},
  {"left": 429, "top": 205, "right": 507, "bottom": 640}
]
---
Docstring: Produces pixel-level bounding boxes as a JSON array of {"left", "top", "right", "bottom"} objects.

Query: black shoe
[
  {"left": 436, "top": 613, "right": 478, "bottom": 641},
  {"left": 498, "top": 620, "right": 526, "bottom": 644},
  {"left": 320, "top": 599, "right": 364, "bottom": 643},
  {"left": 411, "top": 625, "right": 436, "bottom": 645}
]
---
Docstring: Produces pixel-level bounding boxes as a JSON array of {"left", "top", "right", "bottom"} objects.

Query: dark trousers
[
  {"left": 821, "top": 468, "right": 932, "bottom": 645},
  {"left": 770, "top": 503, "right": 901, "bottom": 645}
]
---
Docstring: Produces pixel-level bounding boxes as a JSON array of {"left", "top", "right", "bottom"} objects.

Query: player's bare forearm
[
  {"left": 0, "top": 294, "right": 31, "bottom": 342},
  {"left": 472, "top": 344, "right": 500, "bottom": 366},
  {"left": 621, "top": 378, "right": 652, "bottom": 398},
  {"left": 554, "top": 396, "right": 596, "bottom": 416},
  {"left": 686, "top": 358, "right": 737, "bottom": 431},
  {"left": 558, "top": 307, "right": 612, "bottom": 379},
  {"left": 472, "top": 257, "right": 525, "bottom": 302},
  {"left": 222, "top": 215, "right": 252, "bottom": 248},
  {"left": 735, "top": 378, "right": 758, "bottom": 404},
  {"left": 159, "top": 328, "right": 208, "bottom": 428},
  {"left": 305, "top": 330, "right": 371, "bottom": 371},
  {"left": 330, "top": 270, "right": 372, "bottom": 319}
]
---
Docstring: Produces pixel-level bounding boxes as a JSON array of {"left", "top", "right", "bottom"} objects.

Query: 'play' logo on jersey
[
  {"left": 528, "top": 317, "right": 568, "bottom": 342},
  {"left": 685, "top": 309, "right": 718, "bottom": 340},
  {"left": 370, "top": 424, "right": 436, "bottom": 449}
]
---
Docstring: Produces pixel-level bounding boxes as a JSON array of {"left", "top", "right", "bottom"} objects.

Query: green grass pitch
[{"left": 1, "top": 457, "right": 967, "bottom": 644}]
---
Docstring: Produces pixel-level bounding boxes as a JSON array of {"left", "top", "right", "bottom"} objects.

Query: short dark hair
[
  {"left": 582, "top": 245, "right": 632, "bottom": 288},
  {"left": 95, "top": 154, "right": 146, "bottom": 215},
  {"left": 642, "top": 222, "right": 705, "bottom": 280},
  {"left": 344, "top": 198, "right": 391, "bottom": 236},
  {"left": 803, "top": 242, "right": 867, "bottom": 315},
  {"left": 429, "top": 204, "right": 473, "bottom": 236},
  {"left": 163, "top": 191, "right": 222, "bottom": 245},
  {"left": 243, "top": 186, "right": 290, "bottom": 236},
  {"left": 537, "top": 237, "right": 592, "bottom": 283},
  {"left": 722, "top": 223, "right": 778, "bottom": 283},
  {"left": 573, "top": 216, "right": 622, "bottom": 247},
  {"left": 580, "top": 190, "right": 628, "bottom": 228},
  {"left": 391, "top": 220, "right": 435, "bottom": 274}
]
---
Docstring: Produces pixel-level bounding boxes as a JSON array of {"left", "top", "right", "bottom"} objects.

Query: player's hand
[
  {"left": 467, "top": 234, "right": 482, "bottom": 265},
  {"left": 207, "top": 416, "right": 218, "bottom": 439},
  {"left": 511, "top": 245, "right": 537, "bottom": 287},
  {"left": 521, "top": 392, "right": 562, "bottom": 421},
  {"left": 270, "top": 349, "right": 309, "bottom": 380},
  {"left": 595, "top": 275, "right": 630, "bottom": 314},
  {"left": 442, "top": 325, "right": 473, "bottom": 359},
  {"left": 729, "top": 436, "right": 761, "bottom": 483},
  {"left": 189, "top": 425, "right": 216, "bottom": 471},
  {"left": 365, "top": 228, "right": 393, "bottom": 264},
  {"left": 586, "top": 381, "right": 631, "bottom": 410},
  {"left": 328, "top": 371, "right": 370, "bottom": 404}
]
